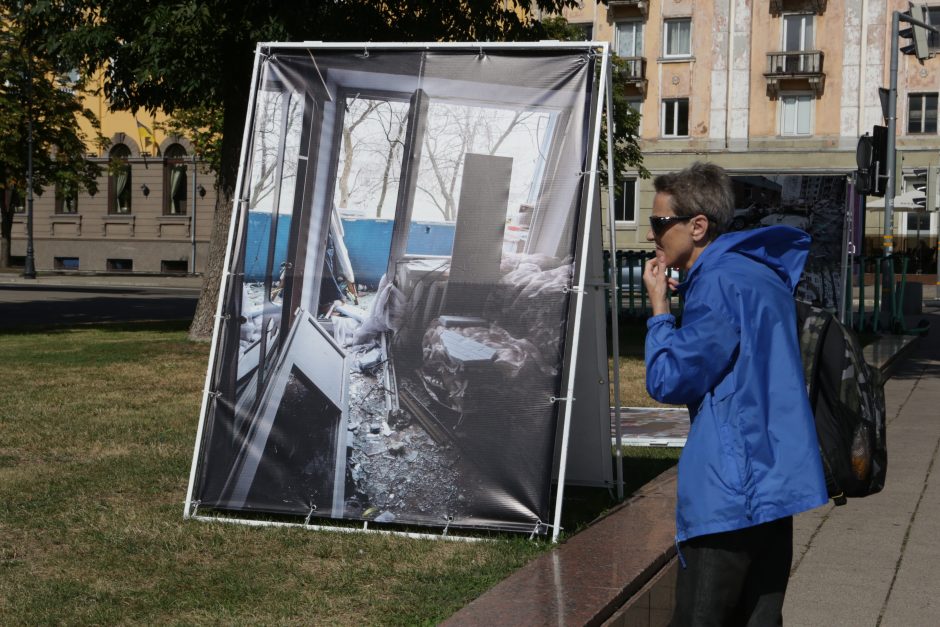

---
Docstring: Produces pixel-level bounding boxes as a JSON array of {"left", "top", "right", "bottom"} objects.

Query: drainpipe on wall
[
  {"left": 857, "top": 0, "right": 869, "bottom": 137},
  {"left": 191, "top": 154, "right": 197, "bottom": 274},
  {"left": 725, "top": 0, "right": 736, "bottom": 149}
]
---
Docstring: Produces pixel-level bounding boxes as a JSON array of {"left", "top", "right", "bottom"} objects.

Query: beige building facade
[
  {"left": 560, "top": 0, "right": 939, "bottom": 263},
  {"left": 10, "top": 91, "right": 216, "bottom": 275}
]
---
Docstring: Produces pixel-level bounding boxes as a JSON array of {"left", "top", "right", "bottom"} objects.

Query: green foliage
[
  {"left": 0, "top": 1, "right": 103, "bottom": 264},
  {"left": 156, "top": 104, "right": 224, "bottom": 178},
  {"left": 542, "top": 15, "right": 649, "bottom": 198},
  {"left": 47, "top": 0, "right": 586, "bottom": 192}
]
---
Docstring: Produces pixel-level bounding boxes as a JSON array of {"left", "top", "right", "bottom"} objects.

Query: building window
[
  {"left": 108, "top": 144, "right": 132, "bottom": 214},
  {"left": 780, "top": 94, "right": 813, "bottom": 135},
  {"left": 624, "top": 98, "right": 642, "bottom": 116},
  {"left": 161, "top": 259, "right": 189, "bottom": 274},
  {"left": 54, "top": 257, "right": 79, "bottom": 270},
  {"left": 164, "top": 143, "right": 188, "bottom": 215},
  {"left": 615, "top": 21, "right": 644, "bottom": 57},
  {"left": 615, "top": 178, "right": 638, "bottom": 223},
  {"left": 929, "top": 7, "right": 940, "bottom": 53},
  {"left": 661, "top": 98, "right": 689, "bottom": 137},
  {"left": 55, "top": 185, "right": 78, "bottom": 214},
  {"left": 908, "top": 93, "right": 938, "bottom": 134},
  {"left": 782, "top": 13, "right": 815, "bottom": 72},
  {"left": 571, "top": 22, "right": 593, "bottom": 40},
  {"left": 106, "top": 258, "right": 133, "bottom": 272},
  {"left": 663, "top": 19, "right": 691, "bottom": 58}
]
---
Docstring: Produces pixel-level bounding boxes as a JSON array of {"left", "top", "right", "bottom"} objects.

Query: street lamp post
[
  {"left": 23, "top": 113, "right": 36, "bottom": 279},
  {"left": 21, "top": 1, "right": 36, "bottom": 279}
]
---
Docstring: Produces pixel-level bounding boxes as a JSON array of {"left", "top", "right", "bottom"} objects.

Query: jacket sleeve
[{"left": 644, "top": 299, "right": 740, "bottom": 405}]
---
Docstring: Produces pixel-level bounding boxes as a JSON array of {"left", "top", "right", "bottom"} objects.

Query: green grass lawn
[{"left": 0, "top": 321, "right": 677, "bottom": 624}]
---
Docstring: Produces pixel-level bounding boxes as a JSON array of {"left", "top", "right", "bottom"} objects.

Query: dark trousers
[{"left": 670, "top": 516, "right": 793, "bottom": 627}]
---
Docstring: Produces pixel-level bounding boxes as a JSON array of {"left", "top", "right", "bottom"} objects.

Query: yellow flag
[{"left": 135, "top": 118, "right": 160, "bottom": 156}]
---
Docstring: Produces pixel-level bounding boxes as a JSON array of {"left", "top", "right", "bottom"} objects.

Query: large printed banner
[
  {"left": 187, "top": 45, "right": 599, "bottom": 533},
  {"left": 730, "top": 175, "right": 848, "bottom": 311}
]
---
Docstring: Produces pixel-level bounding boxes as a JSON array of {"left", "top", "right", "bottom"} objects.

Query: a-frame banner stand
[{"left": 185, "top": 41, "right": 614, "bottom": 542}]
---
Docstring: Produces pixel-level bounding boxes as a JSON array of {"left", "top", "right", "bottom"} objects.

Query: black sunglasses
[{"left": 650, "top": 215, "right": 694, "bottom": 236}]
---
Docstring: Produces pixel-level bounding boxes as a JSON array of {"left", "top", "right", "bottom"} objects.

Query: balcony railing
[
  {"left": 764, "top": 50, "right": 825, "bottom": 96},
  {"left": 614, "top": 56, "right": 648, "bottom": 95},
  {"left": 770, "top": 0, "right": 826, "bottom": 15},
  {"left": 608, "top": 0, "right": 648, "bottom": 17}
]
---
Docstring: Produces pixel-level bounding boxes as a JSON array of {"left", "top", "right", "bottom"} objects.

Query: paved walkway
[{"left": 786, "top": 307, "right": 940, "bottom": 626}]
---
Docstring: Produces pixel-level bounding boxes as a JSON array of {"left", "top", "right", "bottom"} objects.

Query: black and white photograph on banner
[
  {"left": 730, "top": 174, "right": 848, "bottom": 311},
  {"left": 187, "top": 45, "right": 602, "bottom": 534}
]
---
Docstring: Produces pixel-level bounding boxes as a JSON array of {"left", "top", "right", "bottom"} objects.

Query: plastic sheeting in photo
[{"left": 187, "top": 45, "right": 603, "bottom": 534}]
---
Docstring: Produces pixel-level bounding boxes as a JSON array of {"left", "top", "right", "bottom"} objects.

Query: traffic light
[
  {"left": 900, "top": 3, "right": 932, "bottom": 61},
  {"left": 910, "top": 167, "right": 938, "bottom": 212},
  {"left": 871, "top": 125, "right": 889, "bottom": 196},
  {"left": 854, "top": 127, "right": 890, "bottom": 196}
]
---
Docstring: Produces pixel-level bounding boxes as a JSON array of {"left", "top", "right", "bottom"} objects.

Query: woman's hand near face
[{"left": 643, "top": 257, "right": 672, "bottom": 316}]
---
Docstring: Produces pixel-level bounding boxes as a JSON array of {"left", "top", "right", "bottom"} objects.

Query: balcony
[
  {"left": 608, "top": 0, "right": 648, "bottom": 18},
  {"left": 770, "top": 0, "right": 826, "bottom": 15},
  {"left": 764, "top": 50, "right": 825, "bottom": 97},
  {"left": 614, "top": 56, "right": 648, "bottom": 95}
]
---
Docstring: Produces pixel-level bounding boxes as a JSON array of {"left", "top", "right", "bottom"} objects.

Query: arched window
[
  {"left": 164, "top": 143, "right": 188, "bottom": 215},
  {"left": 108, "top": 144, "right": 132, "bottom": 214}
]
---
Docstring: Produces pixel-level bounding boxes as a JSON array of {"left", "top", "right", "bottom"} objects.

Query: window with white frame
[
  {"left": 661, "top": 99, "right": 689, "bottom": 137},
  {"left": 615, "top": 21, "right": 644, "bottom": 58},
  {"left": 780, "top": 94, "right": 813, "bottom": 135},
  {"left": 624, "top": 98, "right": 642, "bottom": 116},
  {"left": 908, "top": 93, "right": 938, "bottom": 134},
  {"left": 663, "top": 19, "right": 691, "bottom": 58},
  {"left": 782, "top": 13, "right": 815, "bottom": 72},
  {"left": 615, "top": 178, "right": 638, "bottom": 223}
]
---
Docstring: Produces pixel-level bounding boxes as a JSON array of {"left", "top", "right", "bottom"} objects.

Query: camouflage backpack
[{"left": 795, "top": 300, "right": 888, "bottom": 505}]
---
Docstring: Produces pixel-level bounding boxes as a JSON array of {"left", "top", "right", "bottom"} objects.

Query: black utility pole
[{"left": 22, "top": 1, "right": 36, "bottom": 278}]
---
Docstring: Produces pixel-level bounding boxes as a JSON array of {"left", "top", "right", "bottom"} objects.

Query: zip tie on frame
[
  {"left": 578, "top": 169, "right": 600, "bottom": 176},
  {"left": 529, "top": 521, "right": 543, "bottom": 540},
  {"left": 207, "top": 390, "right": 222, "bottom": 400},
  {"left": 303, "top": 505, "right": 317, "bottom": 527},
  {"left": 190, "top": 500, "right": 201, "bottom": 518},
  {"left": 442, "top": 515, "right": 454, "bottom": 537},
  {"left": 529, "top": 520, "right": 560, "bottom": 540},
  {"left": 563, "top": 284, "right": 583, "bottom": 294},
  {"left": 549, "top": 395, "right": 575, "bottom": 403}
]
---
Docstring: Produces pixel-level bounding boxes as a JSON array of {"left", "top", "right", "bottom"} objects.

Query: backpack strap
[{"left": 795, "top": 299, "right": 831, "bottom": 407}]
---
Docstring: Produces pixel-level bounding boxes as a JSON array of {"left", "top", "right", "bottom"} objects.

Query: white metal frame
[
  {"left": 184, "top": 44, "right": 266, "bottom": 518},
  {"left": 551, "top": 42, "right": 612, "bottom": 543},
  {"left": 185, "top": 40, "right": 614, "bottom": 545}
]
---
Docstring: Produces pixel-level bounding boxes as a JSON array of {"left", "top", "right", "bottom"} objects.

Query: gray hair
[{"left": 653, "top": 162, "right": 734, "bottom": 240}]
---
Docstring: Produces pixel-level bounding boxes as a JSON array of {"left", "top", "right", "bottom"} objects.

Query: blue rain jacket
[{"left": 645, "top": 226, "right": 828, "bottom": 541}]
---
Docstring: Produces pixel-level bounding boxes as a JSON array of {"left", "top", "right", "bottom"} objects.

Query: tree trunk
[
  {"left": 187, "top": 186, "right": 234, "bottom": 341},
  {"left": 188, "top": 78, "right": 250, "bottom": 341},
  {"left": 0, "top": 191, "right": 12, "bottom": 269}
]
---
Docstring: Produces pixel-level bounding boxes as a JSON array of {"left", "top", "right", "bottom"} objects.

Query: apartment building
[
  {"left": 9, "top": 92, "right": 216, "bottom": 275},
  {"left": 560, "top": 0, "right": 939, "bottom": 265}
]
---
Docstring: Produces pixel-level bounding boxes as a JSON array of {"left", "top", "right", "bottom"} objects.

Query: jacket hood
[{"left": 681, "top": 225, "right": 810, "bottom": 293}]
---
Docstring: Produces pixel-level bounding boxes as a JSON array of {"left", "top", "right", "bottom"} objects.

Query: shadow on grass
[{"left": 0, "top": 318, "right": 193, "bottom": 336}]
